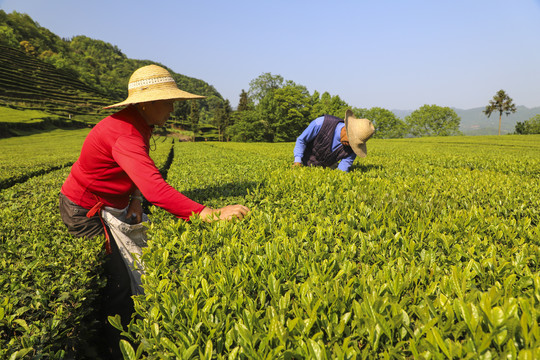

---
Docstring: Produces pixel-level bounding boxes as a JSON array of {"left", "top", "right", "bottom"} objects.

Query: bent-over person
[{"left": 293, "top": 109, "right": 375, "bottom": 172}]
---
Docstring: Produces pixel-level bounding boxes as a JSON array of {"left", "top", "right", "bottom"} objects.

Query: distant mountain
[{"left": 392, "top": 106, "right": 540, "bottom": 135}]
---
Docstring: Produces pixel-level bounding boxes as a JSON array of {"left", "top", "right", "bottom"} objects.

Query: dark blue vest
[{"left": 302, "top": 115, "right": 354, "bottom": 167}]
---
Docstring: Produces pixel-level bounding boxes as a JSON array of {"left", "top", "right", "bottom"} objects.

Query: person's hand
[
  {"left": 292, "top": 162, "right": 303, "bottom": 168},
  {"left": 199, "top": 205, "right": 250, "bottom": 222},
  {"left": 126, "top": 197, "right": 143, "bottom": 224}
]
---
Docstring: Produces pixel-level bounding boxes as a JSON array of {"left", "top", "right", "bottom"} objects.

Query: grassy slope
[
  {"left": 0, "top": 45, "right": 116, "bottom": 117},
  {"left": 0, "top": 106, "right": 62, "bottom": 123}
]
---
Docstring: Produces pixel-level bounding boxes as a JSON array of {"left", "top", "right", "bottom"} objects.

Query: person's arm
[
  {"left": 293, "top": 117, "right": 324, "bottom": 165},
  {"left": 114, "top": 135, "right": 250, "bottom": 221},
  {"left": 337, "top": 153, "right": 356, "bottom": 172},
  {"left": 112, "top": 136, "right": 207, "bottom": 220},
  {"left": 126, "top": 188, "right": 143, "bottom": 223}
]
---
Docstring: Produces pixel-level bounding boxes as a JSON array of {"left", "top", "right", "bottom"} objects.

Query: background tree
[
  {"left": 19, "top": 40, "right": 36, "bottom": 55},
  {"left": 266, "top": 84, "right": 313, "bottom": 142},
  {"left": 212, "top": 104, "right": 226, "bottom": 141},
  {"left": 515, "top": 114, "right": 540, "bottom": 134},
  {"left": 248, "top": 72, "right": 284, "bottom": 104},
  {"left": 359, "top": 107, "right": 407, "bottom": 139},
  {"left": 228, "top": 110, "right": 269, "bottom": 142},
  {"left": 0, "top": 24, "right": 18, "bottom": 47},
  {"left": 222, "top": 100, "right": 233, "bottom": 140},
  {"left": 189, "top": 100, "right": 200, "bottom": 141},
  {"left": 227, "top": 89, "right": 257, "bottom": 141},
  {"left": 483, "top": 89, "right": 517, "bottom": 136},
  {"left": 237, "top": 89, "right": 251, "bottom": 111},
  {"left": 229, "top": 74, "right": 358, "bottom": 142},
  {"left": 405, "top": 104, "right": 461, "bottom": 137},
  {"left": 310, "top": 91, "right": 349, "bottom": 119},
  {"left": 212, "top": 100, "right": 232, "bottom": 141},
  {"left": 253, "top": 92, "right": 278, "bottom": 142},
  {"left": 172, "top": 101, "right": 190, "bottom": 126}
]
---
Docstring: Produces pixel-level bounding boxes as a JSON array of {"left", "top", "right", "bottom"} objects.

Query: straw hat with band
[
  {"left": 104, "top": 65, "right": 205, "bottom": 109},
  {"left": 344, "top": 109, "right": 375, "bottom": 158}
]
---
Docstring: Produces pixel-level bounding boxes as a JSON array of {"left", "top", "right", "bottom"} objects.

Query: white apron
[{"left": 101, "top": 207, "right": 149, "bottom": 295}]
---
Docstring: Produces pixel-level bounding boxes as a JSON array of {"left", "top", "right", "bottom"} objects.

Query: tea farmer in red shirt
[
  {"left": 59, "top": 64, "right": 249, "bottom": 358},
  {"left": 293, "top": 110, "right": 375, "bottom": 172}
]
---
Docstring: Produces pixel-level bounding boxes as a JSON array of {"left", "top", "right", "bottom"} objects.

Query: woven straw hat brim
[
  {"left": 103, "top": 64, "right": 206, "bottom": 109},
  {"left": 104, "top": 89, "right": 205, "bottom": 109},
  {"left": 344, "top": 109, "right": 375, "bottom": 158}
]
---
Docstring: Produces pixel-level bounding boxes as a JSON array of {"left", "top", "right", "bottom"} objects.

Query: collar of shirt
[{"left": 119, "top": 105, "right": 153, "bottom": 144}]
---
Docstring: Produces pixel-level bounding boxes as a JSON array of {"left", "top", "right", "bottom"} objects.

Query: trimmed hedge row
[
  {"left": 0, "top": 134, "right": 174, "bottom": 358},
  {"left": 0, "top": 168, "right": 107, "bottom": 359},
  {"left": 0, "top": 45, "right": 115, "bottom": 116},
  {"left": 120, "top": 138, "right": 539, "bottom": 359}
]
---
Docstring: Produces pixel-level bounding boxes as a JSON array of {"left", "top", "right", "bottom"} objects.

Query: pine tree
[
  {"left": 237, "top": 89, "right": 250, "bottom": 111},
  {"left": 483, "top": 90, "right": 517, "bottom": 135}
]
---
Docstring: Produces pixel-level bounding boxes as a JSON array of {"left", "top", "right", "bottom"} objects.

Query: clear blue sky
[{"left": 2, "top": 0, "right": 540, "bottom": 110}]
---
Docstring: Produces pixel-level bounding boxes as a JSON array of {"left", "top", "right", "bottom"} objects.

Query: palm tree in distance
[{"left": 483, "top": 90, "right": 517, "bottom": 135}]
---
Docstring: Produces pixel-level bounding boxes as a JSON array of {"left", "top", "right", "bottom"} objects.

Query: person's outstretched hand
[
  {"left": 292, "top": 162, "right": 303, "bottom": 168},
  {"left": 199, "top": 204, "right": 250, "bottom": 221}
]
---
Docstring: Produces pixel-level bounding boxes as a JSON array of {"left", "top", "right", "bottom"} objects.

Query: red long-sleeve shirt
[{"left": 61, "top": 105, "right": 205, "bottom": 220}]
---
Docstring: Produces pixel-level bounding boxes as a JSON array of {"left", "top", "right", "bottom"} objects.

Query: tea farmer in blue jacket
[{"left": 293, "top": 109, "right": 375, "bottom": 172}]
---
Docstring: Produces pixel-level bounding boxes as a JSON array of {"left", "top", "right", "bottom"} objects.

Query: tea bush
[
  {"left": 0, "top": 129, "right": 90, "bottom": 189},
  {"left": 1, "top": 134, "right": 538, "bottom": 358},
  {"left": 0, "top": 168, "right": 106, "bottom": 359},
  {"left": 118, "top": 136, "right": 539, "bottom": 359},
  {"left": 0, "top": 135, "right": 173, "bottom": 358}
]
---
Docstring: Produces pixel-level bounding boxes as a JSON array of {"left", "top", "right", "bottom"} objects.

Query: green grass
[{"left": 0, "top": 106, "right": 62, "bottom": 123}]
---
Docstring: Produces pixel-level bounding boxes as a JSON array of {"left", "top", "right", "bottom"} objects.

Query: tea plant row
[
  {"left": 1, "top": 134, "right": 538, "bottom": 358},
  {"left": 118, "top": 136, "right": 539, "bottom": 359},
  {"left": 0, "top": 135, "right": 173, "bottom": 358}
]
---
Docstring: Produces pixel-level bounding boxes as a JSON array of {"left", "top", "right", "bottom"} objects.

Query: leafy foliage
[
  {"left": 405, "top": 104, "right": 461, "bottom": 137},
  {"left": 116, "top": 136, "right": 539, "bottom": 359},
  {"left": 356, "top": 107, "right": 408, "bottom": 139},
  {"left": 0, "top": 168, "right": 107, "bottom": 359},
  {"left": 0, "top": 132, "right": 173, "bottom": 358},
  {"left": 515, "top": 114, "right": 540, "bottom": 135},
  {"left": 260, "top": 84, "right": 313, "bottom": 142},
  {"left": 0, "top": 128, "right": 90, "bottom": 188},
  {"left": 237, "top": 90, "right": 252, "bottom": 112},
  {"left": 228, "top": 110, "right": 269, "bottom": 142},
  {"left": 248, "top": 73, "right": 285, "bottom": 104},
  {"left": 211, "top": 100, "right": 232, "bottom": 141},
  {"left": 1, "top": 133, "right": 540, "bottom": 357},
  {"left": 311, "top": 91, "right": 349, "bottom": 119},
  {"left": 229, "top": 74, "right": 355, "bottom": 142}
]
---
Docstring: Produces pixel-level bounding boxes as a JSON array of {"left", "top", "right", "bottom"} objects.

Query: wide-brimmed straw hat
[
  {"left": 344, "top": 109, "right": 375, "bottom": 158},
  {"left": 104, "top": 65, "right": 205, "bottom": 109}
]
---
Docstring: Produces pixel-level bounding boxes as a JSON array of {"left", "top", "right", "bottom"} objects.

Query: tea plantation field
[{"left": 1, "top": 134, "right": 539, "bottom": 359}]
